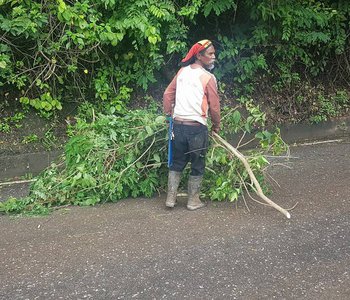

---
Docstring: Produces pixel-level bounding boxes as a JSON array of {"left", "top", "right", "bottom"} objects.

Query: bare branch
[{"left": 212, "top": 132, "right": 291, "bottom": 219}]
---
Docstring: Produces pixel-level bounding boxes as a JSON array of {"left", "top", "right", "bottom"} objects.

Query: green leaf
[
  {"left": 232, "top": 110, "right": 241, "bottom": 124},
  {"left": 148, "top": 36, "right": 158, "bottom": 44},
  {"left": 145, "top": 126, "right": 153, "bottom": 135},
  {"left": 255, "top": 132, "right": 264, "bottom": 139},
  {"left": 155, "top": 116, "right": 166, "bottom": 123},
  {"left": 153, "top": 153, "right": 160, "bottom": 163}
]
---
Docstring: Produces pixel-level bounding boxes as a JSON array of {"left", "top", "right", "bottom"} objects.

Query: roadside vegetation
[
  {"left": 0, "top": 0, "right": 349, "bottom": 214},
  {"left": 0, "top": 102, "right": 288, "bottom": 215}
]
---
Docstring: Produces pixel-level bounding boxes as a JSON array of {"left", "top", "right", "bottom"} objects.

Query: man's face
[{"left": 197, "top": 45, "right": 216, "bottom": 70}]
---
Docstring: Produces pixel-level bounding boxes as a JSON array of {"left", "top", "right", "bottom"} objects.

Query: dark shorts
[{"left": 170, "top": 123, "right": 208, "bottom": 176}]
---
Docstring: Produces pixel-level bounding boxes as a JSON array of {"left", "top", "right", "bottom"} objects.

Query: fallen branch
[
  {"left": 212, "top": 132, "right": 291, "bottom": 219},
  {"left": 0, "top": 179, "right": 37, "bottom": 186}
]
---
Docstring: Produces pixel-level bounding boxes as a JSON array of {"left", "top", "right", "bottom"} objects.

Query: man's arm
[
  {"left": 163, "top": 75, "right": 177, "bottom": 115},
  {"left": 207, "top": 76, "right": 221, "bottom": 132}
]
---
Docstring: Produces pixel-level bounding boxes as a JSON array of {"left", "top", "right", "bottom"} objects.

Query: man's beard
[{"left": 206, "top": 63, "right": 215, "bottom": 71}]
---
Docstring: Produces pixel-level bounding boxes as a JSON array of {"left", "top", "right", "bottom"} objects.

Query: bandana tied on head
[{"left": 181, "top": 39, "right": 212, "bottom": 63}]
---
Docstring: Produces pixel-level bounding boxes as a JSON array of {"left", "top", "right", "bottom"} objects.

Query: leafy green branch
[{"left": 0, "top": 104, "right": 289, "bottom": 215}]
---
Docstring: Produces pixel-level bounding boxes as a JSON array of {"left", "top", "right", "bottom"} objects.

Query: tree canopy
[{"left": 0, "top": 0, "right": 349, "bottom": 121}]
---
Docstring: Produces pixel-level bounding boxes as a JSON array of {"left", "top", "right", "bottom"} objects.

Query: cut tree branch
[{"left": 212, "top": 132, "right": 291, "bottom": 219}]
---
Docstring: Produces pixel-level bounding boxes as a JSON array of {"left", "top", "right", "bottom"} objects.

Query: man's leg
[
  {"left": 166, "top": 124, "right": 188, "bottom": 208},
  {"left": 187, "top": 125, "right": 208, "bottom": 210},
  {"left": 165, "top": 171, "right": 181, "bottom": 208},
  {"left": 187, "top": 175, "right": 206, "bottom": 210}
]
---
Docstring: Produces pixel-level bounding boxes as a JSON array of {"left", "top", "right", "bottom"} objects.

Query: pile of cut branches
[{"left": 0, "top": 105, "right": 290, "bottom": 216}]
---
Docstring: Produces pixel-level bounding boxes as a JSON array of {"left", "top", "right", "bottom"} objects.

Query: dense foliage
[{"left": 1, "top": 0, "right": 349, "bottom": 122}]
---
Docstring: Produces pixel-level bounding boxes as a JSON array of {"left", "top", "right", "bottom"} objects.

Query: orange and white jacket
[{"left": 163, "top": 64, "right": 220, "bottom": 132}]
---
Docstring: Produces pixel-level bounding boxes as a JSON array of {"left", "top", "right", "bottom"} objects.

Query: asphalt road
[{"left": 0, "top": 139, "right": 349, "bottom": 299}]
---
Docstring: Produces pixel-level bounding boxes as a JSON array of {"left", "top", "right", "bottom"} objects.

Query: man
[{"left": 163, "top": 39, "right": 221, "bottom": 210}]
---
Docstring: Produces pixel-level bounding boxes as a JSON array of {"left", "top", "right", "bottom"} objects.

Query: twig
[
  {"left": 92, "top": 108, "right": 96, "bottom": 122},
  {"left": 286, "top": 202, "right": 299, "bottom": 211},
  {"left": 0, "top": 179, "right": 37, "bottom": 186},
  {"left": 52, "top": 204, "right": 72, "bottom": 211},
  {"left": 268, "top": 162, "right": 293, "bottom": 169},
  {"left": 265, "top": 171, "right": 281, "bottom": 188},
  {"left": 238, "top": 137, "right": 257, "bottom": 149},
  {"left": 240, "top": 188, "right": 250, "bottom": 212},
  {"left": 212, "top": 132, "right": 291, "bottom": 219},
  {"left": 297, "top": 139, "right": 343, "bottom": 146},
  {"left": 177, "top": 193, "right": 188, "bottom": 197},
  {"left": 25, "top": 63, "right": 50, "bottom": 94},
  {"left": 115, "top": 136, "right": 156, "bottom": 186},
  {"left": 264, "top": 155, "right": 298, "bottom": 159},
  {"left": 236, "top": 131, "right": 246, "bottom": 148},
  {"left": 238, "top": 172, "right": 269, "bottom": 206},
  {"left": 184, "top": 147, "right": 207, "bottom": 155}
]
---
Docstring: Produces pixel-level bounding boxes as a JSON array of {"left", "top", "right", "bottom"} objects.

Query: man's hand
[
  {"left": 166, "top": 115, "right": 172, "bottom": 128},
  {"left": 212, "top": 126, "right": 220, "bottom": 133},
  {"left": 166, "top": 115, "right": 172, "bottom": 123}
]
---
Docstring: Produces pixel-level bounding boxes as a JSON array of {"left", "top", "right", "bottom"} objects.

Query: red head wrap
[{"left": 181, "top": 39, "right": 212, "bottom": 63}]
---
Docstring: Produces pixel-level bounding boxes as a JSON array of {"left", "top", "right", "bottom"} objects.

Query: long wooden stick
[{"left": 212, "top": 132, "right": 291, "bottom": 219}]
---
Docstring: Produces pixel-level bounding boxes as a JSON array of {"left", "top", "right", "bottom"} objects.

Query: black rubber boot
[
  {"left": 187, "top": 175, "right": 206, "bottom": 211},
  {"left": 165, "top": 171, "right": 181, "bottom": 208}
]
